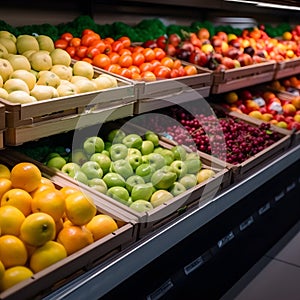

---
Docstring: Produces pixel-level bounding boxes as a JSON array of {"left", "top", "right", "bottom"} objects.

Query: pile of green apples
[{"left": 45, "top": 129, "right": 216, "bottom": 213}]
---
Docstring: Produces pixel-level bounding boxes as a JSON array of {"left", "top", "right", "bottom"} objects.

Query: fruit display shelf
[
  {"left": 211, "top": 60, "right": 276, "bottom": 94},
  {"left": 0, "top": 103, "right": 5, "bottom": 149},
  {"left": 273, "top": 57, "right": 300, "bottom": 80},
  {"left": 1, "top": 69, "right": 136, "bottom": 146},
  {"left": 0, "top": 150, "right": 138, "bottom": 300}
]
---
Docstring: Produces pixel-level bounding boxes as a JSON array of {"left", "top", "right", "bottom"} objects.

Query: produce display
[
  {"left": 0, "top": 31, "right": 118, "bottom": 104},
  {"left": 219, "top": 81, "right": 300, "bottom": 130},
  {"left": 0, "top": 161, "right": 119, "bottom": 292}
]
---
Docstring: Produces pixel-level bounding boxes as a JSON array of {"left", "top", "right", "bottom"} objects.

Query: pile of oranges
[
  {"left": 0, "top": 161, "right": 119, "bottom": 292},
  {"left": 54, "top": 29, "right": 198, "bottom": 81}
]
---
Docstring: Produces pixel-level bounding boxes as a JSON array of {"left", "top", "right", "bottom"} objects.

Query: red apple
[
  {"left": 221, "top": 57, "right": 236, "bottom": 69},
  {"left": 237, "top": 53, "right": 253, "bottom": 66},
  {"left": 282, "top": 103, "right": 296, "bottom": 116}
]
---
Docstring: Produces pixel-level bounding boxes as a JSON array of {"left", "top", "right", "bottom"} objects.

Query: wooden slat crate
[
  {"left": 1, "top": 68, "right": 136, "bottom": 146},
  {"left": 0, "top": 103, "right": 5, "bottom": 149},
  {"left": 0, "top": 150, "right": 138, "bottom": 300},
  {"left": 273, "top": 57, "right": 300, "bottom": 80},
  {"left": 211, "top": 61, "right": 276, "bottom": 94}
]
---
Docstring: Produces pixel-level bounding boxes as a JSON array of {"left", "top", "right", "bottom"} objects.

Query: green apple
[
  {"left": 88, "top": 178, "right": 107, "bottom": 194},
  {"left": 122, "top": 133, "right": 143, "bottom": 149},
  {"left": 151, "top": 166, "right": 177, "bottom": 190},
  {"left": 107, "top": 128, "right": 126, "bottom": 144},
  {"left": 160, "top": 149, "right": 175, "bottom": 165},
  {"left": 170, "top": 160, "right": 188, "bottom": 178},
  {"left": 61, "top": 162, "right": 81, "bottom": 176},
  {"left": 101, "top": 149, "right": 110, "bottom": 157},
  {"left": 83, "top": 136, "right": 105, "bottom": 155},
  {"left": 147, "top": 153, "right": 166, "bottom": 170},
  {"left": 135, "top": 163, "right": 156, "bottom": 182},
  {"left": 170, "top": 145, "right": 187, "bottom": 161},
  {"left": 90, "top": 153, "right": 111, "bottom": 174},
  {"left": 106, "top": 186, "right": 130, "bottom": 205},
  {"left": 129, "top": 200, "right": 153, "bottom": 212},
  {"left": 126, "top": 154, "right": 142, "bottom": 170},
  {"left": 45, "top": 152, "right": 61, "bottom": 162},
  {"left": 150, "top": 190, "right": 173, "bottom": 208},
  {"left": 169, "top": 182, "right": 186, "bottom": 197},
  {"left": 103, "top": 172, "right": 126, "bottom": 188},
  {"left": 131, "top": 183, "right": 153, "bottom": 202},
  {"left": 125, "top": 175, "right": 145, "bottom": 193},
  {"left": 141, "top": 140, "right": 154, "bottom": 155},
  {"left": 110, "top": 159, "right": 133, "bottom": 179},
  {"left": 144, "top": 130, "right": 159, "bottom": 147},
  {"left": 185, "top": 155, "right": 202, "bottom": 174},
  {"left": 179, "top": 174, "right": 198, "bottom": 189},
  {"left": 196, "top": 169, "right": 215, "bottom": 183},
  {"left": 46, "top": 156, "right": 66, "bottom": 170},
  {"left": 71, "top": 170, "right": 89, "bottom": 185},
  {"left": 109, "top": 143, "right": 128, "bottom": 161},
  {"left": 153, "top": 147, "right": 164, "bottom": 154},
  {"left": 141, "top": 155, "right": 149, "bottom": 164},
  {"left": 71, "top": 149, "right": 89, "bottom": 166},
  {"left": 127, "top": 148, "right": 142, "bottom": 157},
  {"left": 81, "top": 161, "right": 103, "bottom": 179}
]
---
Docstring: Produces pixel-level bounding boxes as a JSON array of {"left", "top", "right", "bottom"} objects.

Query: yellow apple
[
  {"left": 29, "top": 50, "right": 52, "bottom": 71},
  {"left": 36, "top": 35, "right": 55, "bottom": 52},
  {"left": 7, "top": 90, "right": 37, "bottom": 104},
  {"left": 0, "top": 87, "right": 8, "bottom": 99},
  {"left": 4, "top": 78, "right": 30, "bottom": 94},
  {"left": 10, "top": 69, "right": 37, "bottom": 90},
  {"left": 37, "top": 71, "right": 61, "bottom": 88},
  {"left": 50, "top": 48, "right": 71, "bottom": 66},
  {"left": 30, "top": 85, "right": 58, "bottom": 100},
  {"left": 0, "top": 30, "right": 17, "bottom": 43},
  {"left": 73, "top": 79, "right": 97, "bottom": 93},
  {"left": 0, "top": 43, "right": 8, "bottom": 59},
  {"left": 0, "top": 37, "right": 17, "bottom": 54},
  {"left": 50, "top": 64, "right": 73, "bottom": 81},
  {"left": 16, "top": 34, "right": 39, "bottom": 54},
  {"left": 7, "top": 54, "right": 31, "bottom": 71},
  {"left": 0, "top": 58, "right": 13, "bottom": 81},
  {"left": 72, "top": 60, "right": 94, "bottom": 80}
]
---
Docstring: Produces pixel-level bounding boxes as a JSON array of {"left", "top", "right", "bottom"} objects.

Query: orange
[
  {"left": 1, "top": 188, "right": 32, "bottom": 216},
  {"left": 29, "top": 241, "right": 67, "bottom": 273},
  {"left": 55, "top": 218, "right": 64, "bottom": 236},
  {"left": 86, "top": 214, "right": 118, "bottom": 241},
  {"left": 0, "top": 206, "right": 25, "bottom": 236},
  {"left": 56, "top": 225, "right": 93, "bottom": 255},
  {"left": 10, "top": 162, "right": 42, "bottom": 193},
  {"left": 0, "top": 178, "right": 12, "bottom": 200},
  {"left": 40, "top": 176, "right": 56, "bottom": 188},
  {"left": 0, "top": 164, "right": 10, "bottom": 180},
  {"left": 0, "top": 260, "right": 4, "bottom": 279},
  {"left": 30, "top": 177, "right": 56, "bottom": 198},
  {"left": 59, "top": 186, "right": 81, "bottom": 199},
  {"left": 20, "top": 212, "right": 56, "bottom": 247},
  {"left": 64, "top": 191, "right": 97, "bottom": 226},
  {"left": 0, "top": 235, "right": 28, "bottom": 268},
  {"left": 0, "top": 266, "right": 33, "bottom": 292},
  {"left": 31, "top": 189, "right": 65, "bottom": 221}
]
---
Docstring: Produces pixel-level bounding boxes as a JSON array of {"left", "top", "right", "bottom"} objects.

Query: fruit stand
[{"left": 0, "top": 1, "right": 300, "bottom": 299}]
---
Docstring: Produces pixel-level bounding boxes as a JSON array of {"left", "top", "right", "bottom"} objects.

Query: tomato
[
  {"left": 177, "top": 66, "right": 186, "bottom": 77},
  {"left": 172, "top": 59, "right": 182, "bottom": 69},
  {"left": 141, "top": 71, "right": 156, "bottom": 81},
  {"left": 168, "top": 33, "right": 181, "bottom": 47},
  {"left": 82, "top": 29, "right": 96, "bottom": 36},
  {"left": 150, "top": 59, "right": 161, "bottom": 69},
  {"left": 106, "top": 63, "right": 121, "bottom": 74},
  {"left": 91, "top": 40, "right": 106, "bottom": 53},
  {"left": 156, "top": 35, "right": 167, "bottom": 49},
  {"left": 153, "top": 65, "right": 171, "bottom": 79},
  {"left": 75, "top": 46, "right": 88, "bottom": 58},
  {"left": 190, "top": 33, "right": 202, "bottom": 48},
  {"left": 66, "top": 46, "right": 76, "bottom": 57},
  {"left": 69, "top": 37, "right": 81, "bottom": 48},
  {"left": 104, "top": 37, "right": 114, "bottom": 45},
  {"left": 132, "top": 52, "right": 145, "bottom": 66},
  {"left": 184, "top": 65, "right": 198, "bottom": 76},
  {"left": 142, "top": 48, "right": 156, "bottom": 62},
  {"left": 118, "top": 54, "right": 133, "bottom": 68},
  {"left": 153, "top": 47, "right": 166, "bottom": 60},
  {"left": 92, "top": 53, "right": 111, "bottom": 69},
  {"left": 128, "top": 65, "right": 140, "bottom": 74},
  {"left": 161, "top": 57, "right": 174, "bottom": 69},
  {"left": 118, "top": 36, "right": 131, "bottom": 48},
  {"left": 82, "top": 57, "right": 93, "bottom": 64},
  {"left": 81, "top": 34, "right": 100, "bottom": 47},
  {"left": 54, "top": 39, "right": 68, "bottom": 49},
  {"left": 119, "top": 68, "right": 132, "bottom": 79},
  {"left": 132, "top": 46, "right": 144, "bottom": 53},
  {"left": 86, "top": 46, "right": 101, "bottom": 58},
  {"left": 103, "top": 43, "right": 112, "bottom": 54},
  {"left": 118, "top": 48, "right": 132, "bottom": 56},
  {"left": 170, "top": 68, "right": 179, "bottom": 78},
  {"left": 139, "top": 62, "right": 154, "bottom": 73},
  {"left": 165, "top": 44, "right": 176, "bottom": 56},
  {"left": 60, "top": 32, "right": 73, "bottom": 42},
  {"left": 111, "top": 40, "right": 124, "bottom": 53},
  {"left": 108, "top": 52, "right": 120, "bottom": 64},
  {"left": 132, "top": 72, "right": 142, "bottom": 80}
]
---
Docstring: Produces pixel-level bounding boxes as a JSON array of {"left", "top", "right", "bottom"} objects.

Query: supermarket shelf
[{"left": 43, "top": 143, "right": 300, "bottom": 300}]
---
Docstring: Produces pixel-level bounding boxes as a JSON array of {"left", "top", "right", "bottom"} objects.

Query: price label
[
  {"left": 268, "top": 101, "right": 283, "bottom": 114},
  {"left": 217, "top": 231, "right": 234, "bottom": 248},
  {"left": 184, "top": 256, "right": 204, "bottom": 275},
  {"left": 160, "top": 132, "right": 173, "bottom": 140},
  {"left": 146, "top": 279, "right": 173, "bottom": 300},
  {"left": 286, "top": 181, "right": 296, "bottom": 193},
  {"left": 258, "top": 202, "right": 271, "bottom": 215},
  {"left": 286, "top": 87, "right": 300, "bottom": 96},
  {"left": 253, "top": 96, "right": 266, "bottom": 107},
  {"left": 239, "top": 216, "right": 254, "bottom": 231},
  {"left": 274, "top": 190, "right": 285, "bottom": 202}
]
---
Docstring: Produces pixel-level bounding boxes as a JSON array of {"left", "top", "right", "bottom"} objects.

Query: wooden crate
[
  {"left": 0, "top": 103, "right": 5, "bottom": 149},
  {"left": 1, "top": 69, "right": 136, "bottom": 146},
  {"left": 0, "top": 150, "right": 137, "bottom": 300},
  {"left": 224, "top": 111, "right": 292, "bottom": 182},
  {"left": 273, "top": 57, "right": 300, "bottom": 80},
  {"left": 211, "top": 61, "right": 276, "bottom": 94}
]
